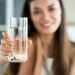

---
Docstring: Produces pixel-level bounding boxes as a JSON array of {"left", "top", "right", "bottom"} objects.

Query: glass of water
[{"left": 7, "top": 17, "right": 28, "bottom": 62}]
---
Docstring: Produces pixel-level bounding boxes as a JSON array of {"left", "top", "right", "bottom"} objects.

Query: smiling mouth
[{"left": 41, "top": 23, "right": 52, "bottom": 28}]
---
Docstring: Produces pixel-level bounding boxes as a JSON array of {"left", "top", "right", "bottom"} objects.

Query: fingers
[
  {"left": 2, "top": 31, "right": 13, "bottom": 47},
  {"left": 28, "top": 39, "right": 32, "bottom": 48},
  {"left": 1, "top": 31, "right": 32, "bottom": 56},
  {"left": 1, "top": 39, "right": 12, "bottom": 56},
  {"left": 1, "top": 44, "right": 12, "bottom": 52},
  {"left": 2, "top": 51, "right": 11, "bottom": 56},
  {"left": 1, "top": 32, "right": 13, "bottom": 57},
  {"left": 2, "top": 32, "right": 11, "bottom": 41}
]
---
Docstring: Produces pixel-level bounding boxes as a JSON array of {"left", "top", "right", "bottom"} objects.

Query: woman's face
[{"left": 30, "top": 0, "right": 61, "bottom": 35}]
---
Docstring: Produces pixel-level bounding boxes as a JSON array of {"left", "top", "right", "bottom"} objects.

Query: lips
[{"left": 41, "top": 23, "right": 52, "bottom": 28}]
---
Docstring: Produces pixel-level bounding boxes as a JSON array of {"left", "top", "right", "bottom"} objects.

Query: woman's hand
[
  {"left": 0, "top": 32, "right": 32, "bottom": 61},
  {"left": 0, "top": 32, "right": 13, "bottom": 59},
  {"left": 0, "top": 32, "right": 12, "bottom": 66}
]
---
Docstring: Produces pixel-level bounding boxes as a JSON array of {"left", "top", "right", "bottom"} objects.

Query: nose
[{"left": 41, "top": 11, "right": 50, "bottom": 23}]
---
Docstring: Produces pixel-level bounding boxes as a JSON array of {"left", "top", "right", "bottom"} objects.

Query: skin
[
  {"left": 30, "top": 0, "right": 61, "bottom": 55},
  {"left": 30, "top": 0, "right": 61, "bottom": 35},
  {"left": 0, "top": 0, "right": 61, "bottom": 74},
  {"left": 1, "top": 0, "right": 61, "bottom": 59},
  {"left": 1, "top": 0, "right": 75, "bottom": 75},
  {"left": 69, "top": 59, "right": 75, "bottom": 75},
  {"left": 0, "top": 0, "right": 62, "bottom": 74},
  {"left": 18, "top": 0, "right": 62, "bottom": 75}
]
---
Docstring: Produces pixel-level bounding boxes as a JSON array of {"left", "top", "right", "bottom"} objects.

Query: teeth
[
  {"left": 42, "top": 23, "right": 51, "bottom": 27},
  {"left": 44, "top": 24, "right": 50, "bottom": 26}
]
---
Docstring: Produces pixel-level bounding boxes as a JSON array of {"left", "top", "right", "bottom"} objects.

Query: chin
[
  {"left": 41, "top": 29, "right": 57, "bottom": 35},
  {"left": 40, "top": 31, "right": 55, "bottom": 35}
]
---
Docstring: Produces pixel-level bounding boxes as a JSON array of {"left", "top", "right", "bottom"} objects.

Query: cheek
[
  {"left": 56, "top": 14, "right": 61, "bottom": 26},
  {"left": 31, "top": 14, "right": 41, "bottom": 26},
  {"left": 52, "top": 12, "right": 61, "bottom": 25},
  {"left": 50, "top": 12, "right": 61, "bottom": 33},
  {"left": 30, "top": 15, "right": 41, "bottom": 33}
]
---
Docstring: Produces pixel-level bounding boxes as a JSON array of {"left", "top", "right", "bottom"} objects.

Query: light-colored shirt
[{"left": 41, "top": 57, "right": 54, "bottom": 75}]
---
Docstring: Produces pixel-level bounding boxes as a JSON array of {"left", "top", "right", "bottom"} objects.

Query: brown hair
[{"left": 5, "top": 0, "right": 75, "bottom": 75}]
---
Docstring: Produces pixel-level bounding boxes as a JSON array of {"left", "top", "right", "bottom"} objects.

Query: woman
[{"left": 0, "top": 0, "right": 75, "bottom": 75}]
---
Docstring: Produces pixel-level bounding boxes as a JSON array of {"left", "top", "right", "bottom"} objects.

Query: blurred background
[{"left": 0, "top": 0, "right": 75, "bottom": 75}]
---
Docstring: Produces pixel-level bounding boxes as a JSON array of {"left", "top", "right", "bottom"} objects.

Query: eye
[
  {"left": 33, "top": 10, "right": 42, "bottom": 15},
  {"left": 48, "top": 7, "right": 56, "bottom": 12}
]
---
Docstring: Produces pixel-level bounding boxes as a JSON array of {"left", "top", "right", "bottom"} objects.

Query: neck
[{"left": 38, "top": 33, "right": 54, "bottom": 57}]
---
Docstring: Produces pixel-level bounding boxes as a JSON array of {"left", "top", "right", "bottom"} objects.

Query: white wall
[
  {"left": 63, "top": 0, "right": 75, "bottom": 22},
  {"left": 63, "top": 0, "right": 75, "bottom": 42}
]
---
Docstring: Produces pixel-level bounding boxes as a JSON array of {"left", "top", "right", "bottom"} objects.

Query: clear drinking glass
[{"left": 7, "top": 17, "right": 28, "bottom": 62}]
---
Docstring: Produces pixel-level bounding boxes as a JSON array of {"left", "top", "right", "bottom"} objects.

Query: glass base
[{"left": 7, "top": 52, "right": 28, "bottom": 62}]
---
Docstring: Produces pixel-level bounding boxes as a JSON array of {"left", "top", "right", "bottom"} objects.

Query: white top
[{"left": 41, "top": 57, "right": 54, "bottom": 75}]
